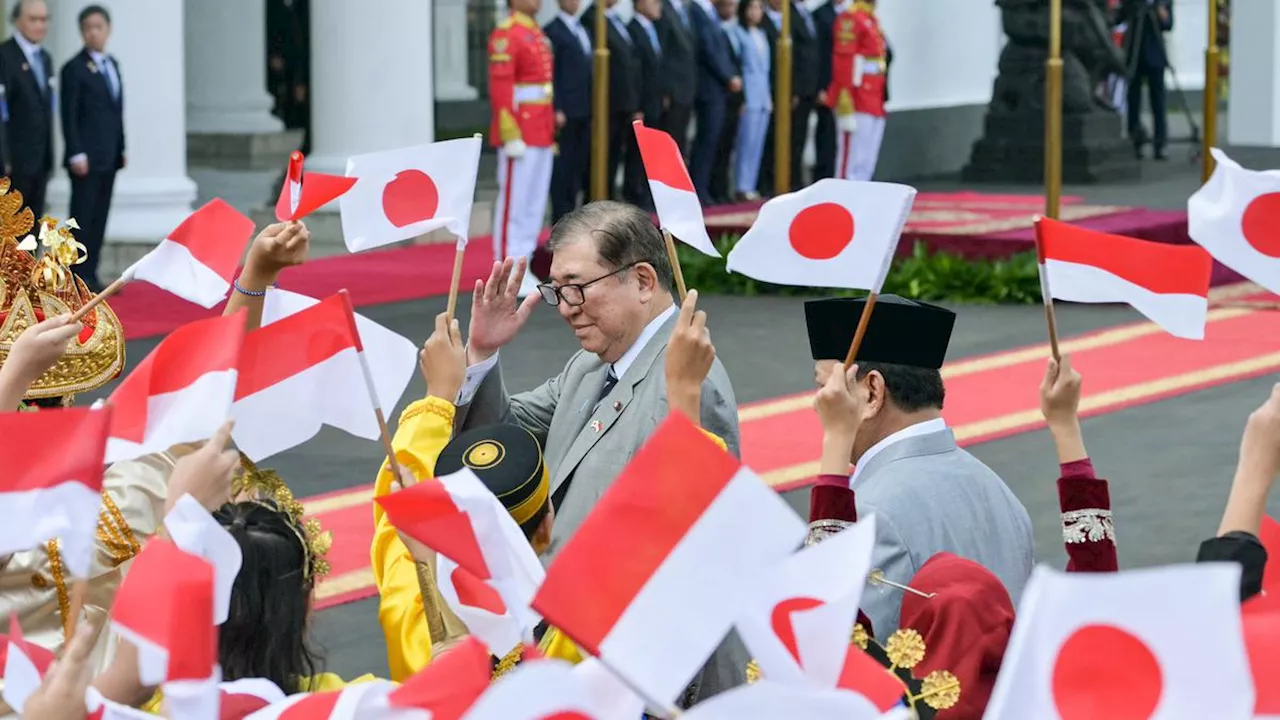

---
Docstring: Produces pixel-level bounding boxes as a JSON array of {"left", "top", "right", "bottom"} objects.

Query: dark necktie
[{"left": 596, "top": 367, "right": 619, "bottom": 406}]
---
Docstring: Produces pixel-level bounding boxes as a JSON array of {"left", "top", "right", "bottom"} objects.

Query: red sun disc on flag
[
  {"left": 382, "top": 169, "right": 440, "bottom": 228},
  {"left": 1051, "top": 624, "right": 1162, "bottom": 720},
  {"left": 451, "top": 565, "right": 508, "bottom": 615},
  {"left": 770, "top": 596, "right": 825, "bottom": 663},
  {"left": 1242, "top": 193, "right": 1280, "bottom": 258},
  {"left": 789, "top": 203, "right": 855, "bottom": 260}
]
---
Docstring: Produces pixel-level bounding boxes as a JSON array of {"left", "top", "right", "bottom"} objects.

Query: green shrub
[{"left": 677, "top": 234, "right": 1042, "bottom": 304}]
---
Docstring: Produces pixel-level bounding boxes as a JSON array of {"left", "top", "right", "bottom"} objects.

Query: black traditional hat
[
  {"left": 436, "top": 424, "right": 550, "bottom": 529},
  {"left": 804, "top": 294, "right": 956, "bottom": 369}
]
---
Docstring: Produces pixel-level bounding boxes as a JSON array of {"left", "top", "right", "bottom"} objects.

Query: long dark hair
[{"left": 212, "top": 501, "right": 323, "bottom": 693}]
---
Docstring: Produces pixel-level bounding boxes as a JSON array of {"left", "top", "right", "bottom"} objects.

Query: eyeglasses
[{"left": 537, "top": 262, "right": 640, "bottom": 307}]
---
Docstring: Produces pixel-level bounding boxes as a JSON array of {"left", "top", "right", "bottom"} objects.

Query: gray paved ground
[{"left": 98, "top": 293, "right": 1280, "bottom": 680}]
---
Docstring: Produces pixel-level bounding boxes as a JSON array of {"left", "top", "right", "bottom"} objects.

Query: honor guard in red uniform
[
  {"left": 826, "top": 0, "right": 887, "bottom": 181},
  {"left": 489, "top": 2, "right": 555, "bottom": 297}
]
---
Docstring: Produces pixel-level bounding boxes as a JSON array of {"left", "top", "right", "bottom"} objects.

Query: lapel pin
[
  {"left": 612, "top": 400, "right": 622, "bottom": 411},
  {"left": 21, "top": 63, "right": 29, "bottom": 72},
  {"left": 590, "top": 420, "right": 603, "bottom": 434},
  {"left": 87, "top": 61, "right": 98, "bottom": 73}
]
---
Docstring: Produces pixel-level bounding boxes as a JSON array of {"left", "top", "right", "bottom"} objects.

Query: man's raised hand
[{"left": 466, "top": 257, "right": 541, "bottom": 364}]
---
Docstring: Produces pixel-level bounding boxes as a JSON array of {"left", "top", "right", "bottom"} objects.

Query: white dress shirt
[
  {"left": 457, "top": 304, "right": 677, "bottom": 405},
  {"left": 560, "top": 10, "right": 592, "bottom": 56},
  {"left": 13, "top": 32, "right": 46, "bottom": 91},
  {"left": 848, "top": 417, "right": 948, "bottom": 490}
]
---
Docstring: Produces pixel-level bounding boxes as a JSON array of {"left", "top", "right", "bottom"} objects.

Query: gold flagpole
[
  {"left": 1202, "top": 0, "right": 1220, "bottom": 182},
  {"left": 590, "top": 5, "right": 612, "bottom": 201},
  {"left": 1044, "top": 0, "right": 1063, "bottom": 220},
  {"left": 773, "top": 0, "right": 794, "bottom": 194}
]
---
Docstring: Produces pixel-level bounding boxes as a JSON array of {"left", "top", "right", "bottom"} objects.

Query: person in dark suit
[
  {"left": 545, "top": 0, "right": 594, "bottom": 223},
  {"left": 583, "top": 0, "right": 642, "bottom": 202},
  {"left": 708, "top": 0, "right": 743, "bottom": 205},
  {"left": 628, "top": 0, "right": 666, "bottom": 210},
  {"left": 61, "top": 5, "right": 125, "bottom": 292},
  {"left": 1118, "top": 0, "right": 1173, "bottom": 160},
  {"left": 810, "top": 0, "right": 839, "bottom": 181},
  {"left": 688, "top": 0, "right": 740, "bottom": 205},
  {"left": 656, "top": 0, "right": 697, "bottom": 158},
  {"left": 758, "top": 0, "right": 820, "bottom": 194},
  {"left": 0, "top": 0, "right": 54, "bottom": 221}
]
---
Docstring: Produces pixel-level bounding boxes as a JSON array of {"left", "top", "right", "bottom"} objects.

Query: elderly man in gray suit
[
  {"left": 807, "top": 294, "right": 1035, "bottom": 640},
  {"left": 453, "top": 200, "right": 744, "bottom": 701}
]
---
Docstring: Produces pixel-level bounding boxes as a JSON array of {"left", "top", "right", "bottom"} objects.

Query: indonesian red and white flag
[
  {"left": 1189, "top": 148, "right": 1280, "bottom": 295},
  {"left": 573, "top": 658, "right": 646, "bottom": 720},
  {"left": 1, "top": 615, "right": 55, "bottom": 713},
  {"left": 263, "top": 288, "right": 417, "bottom": 420},
  {"left": 682, "top": 680, "right": 888, "bottom": 720},
  {"left": 736, "top": 515, "right": 878, "bottom": 689},
  {"left": 369, "top": 636, "right": 491, "bottom": 719},
  {"left": 121, "top": 199, "right": 256, "bottom": 309},
  {"left": 275, "top": 151, "right": 357, "bottom": 222},
  {"left": 231, "top": 292, "right": 382, "bottom": 461},
  {"left": 1258, "top": 515, "right": 1280, "bottom": 598},
  {"left": 633, "top": 121, "right": 719, "bottom": 257},
  {"left": 238, "top": 680, "right": 397, "bottom": 719},
  {"left": 214, "top": 678, "right": 288, "bottom": 719},
  {"left": 1036, "top": 217, "right": 1212, "bottom": 340},
  {"left": 376, "top": 468, "right": 545, "bottom": 655},
  {"left": 726, "top": 179, "right": 916, "bottom": 291},
  {"left": 461, "top": 660, "right": 605, "bottom": 720},
  {"left": 1242, "top": 598, "right": 1280, "bottom": 720},
  {"left": 105, "top": 311, "right": 246, "bottom": 464},
  {"left": 533, "top": 414, "right": 807, "bottom": 704},
  {"left": 0, "top": 407, "right": 110, "bottom": 577},
  {"left": 111, "top": 538, "right": 217, "bottom": 686},
  {"left": 164, "top": 494, "right": 244, "bottom": 625},
  {"left": 340, "top": 137, "right": 482, "bottom": 252},
  {"left": 984, "top": 564, "right": 1255, "bottom": 719}
]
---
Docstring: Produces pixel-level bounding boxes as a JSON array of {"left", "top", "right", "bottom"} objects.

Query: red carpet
[{"left": 307, "top": 289, "right": 1280, "bottom": 609}]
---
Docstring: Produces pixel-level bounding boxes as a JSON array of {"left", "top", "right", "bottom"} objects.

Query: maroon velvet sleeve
[
  {"left": 1058, "top": 471, "right": 1118, "bottom": 573},
  {"left": 815, "top": 473, "right": 850, "bottom": 489},
  {"left": 810, "top": 484, "right": 858, "bottom": 523},
  {"left": 1059, "top": 458, "right": 1097, "bottom": 480}
]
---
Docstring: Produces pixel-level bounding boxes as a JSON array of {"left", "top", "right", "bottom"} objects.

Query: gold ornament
[
  {"left": 850, "top": 622, "right": 869, "bottom": 650},
  {"left": 492, "top": 644, "right": 524, "bottom": 680},
  {"left": 885, "top": 628, "right": 926, "bottom": 670},
  {"left": 914, "top": 670, "right": 962, "bottom": 711},
  {"left": 745, "top": 660, "right": 761, "bottom": 684},
  {"left": 235, "top": 455, "right": 333, "bottom": 580}
]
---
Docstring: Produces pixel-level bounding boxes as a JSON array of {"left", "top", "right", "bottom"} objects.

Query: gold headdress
[
  {"left": 234, "top": 454, "right": 333, "bottom": 580},
  {"left": 0, "top": 179, "right": 124, "bottom": 401},
  {"left": 746, "top": 623, "right": 961, "bottom": 717}
]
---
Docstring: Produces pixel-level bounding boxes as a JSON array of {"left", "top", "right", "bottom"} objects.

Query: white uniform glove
[
  {"left": 837, "top": 114, "right": 858, "bottom": 134},
  {"left": 503, "top": 139, "right": 528, "bottom": 159}
]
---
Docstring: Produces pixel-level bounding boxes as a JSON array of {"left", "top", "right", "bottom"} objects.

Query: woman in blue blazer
[{"left": 733, "top": 0, "right": 772, "bottom": 201}]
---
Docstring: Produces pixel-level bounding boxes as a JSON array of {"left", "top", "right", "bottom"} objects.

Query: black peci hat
[
  {"left": 804, "top": 294, "right": 956, "bottom": 369},
  {"left": 436, "top": 424, "right": 550, "bottom": 527}
]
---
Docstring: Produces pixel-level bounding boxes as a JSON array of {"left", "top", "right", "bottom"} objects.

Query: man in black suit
[
  {"left": 545, "top": 0, "right": 593, "bottom": 223},
  {"left": 1118, "top": 0, "right": 1173, "bottom": 160},
  {"left": 583, "top": 0, "right": 642, "bottom": 201},
  {"left": 688, "top": 0, "right": 740, "bottom": 205},
  {"left": 61, "top": 5, "right": 125, "bottom": 292},
  {"left": 708, "top": 0, "right": 742, "bottom": 205},
  {"left": 656, "top": 0, "right": 697, "bottom": 158},
  {"left": 0, "top": 0, "right": 54, "bottom": 220},
  {"left": 628, "top": 0, "right": 666, "bottom": 210},
  {"left": 810, "top": 0, "right": 838, "bottom": 181},
  {"left": 758, "top": 0, "right": 820, "bottom": 195}
]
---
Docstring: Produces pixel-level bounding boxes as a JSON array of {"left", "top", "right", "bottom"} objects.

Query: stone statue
[{"left": 964, "top": 0, "right": 1140, "bottom": 183}]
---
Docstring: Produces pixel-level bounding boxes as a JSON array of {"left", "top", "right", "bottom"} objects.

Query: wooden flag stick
[
  {"left": 70, "top": 276, "right": 127, "bottom": 323},
  {"left": 1032, "top": 217, "right": 1061, "bottom": 361},
  {"left": 445, "top": 242, "right": 466, "bottom": 323},
  {"left": 64, "top": 578, "right": 88, "bottom": 639},
  {"left": 374, "top": 406, "right": 408, "bottom": 489},
  {"left": 842, "top": 292, "right": 878, "bottom": 369},
  {"left": 662, "top": 229, "right": 688, "bottom": 303}
]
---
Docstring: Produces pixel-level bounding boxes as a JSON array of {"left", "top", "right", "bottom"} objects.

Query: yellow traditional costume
[{"left": 0, "top": 181, "right": 181, "bottom": 718}]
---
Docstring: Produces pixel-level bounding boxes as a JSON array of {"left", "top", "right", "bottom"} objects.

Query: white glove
[
  {"left": 503, "top": 139, "right": 528, "bottom": 159},
  {"left": 837, "top": 114, "right": 858, "bottom": 134}
]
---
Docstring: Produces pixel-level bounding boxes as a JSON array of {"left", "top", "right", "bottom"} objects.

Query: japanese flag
[
  {"left": 633, "top": 121, "right": 719, "bottom": 257},
  {"left": 985, "top": 564, "right": 1255, "bottom": 719},
  {"left": 681, "top": 680, "right": 888, "bottom": 720},
  {"left": 735, "top": 515, "right": 878, "bottom": 689},
  {"left": 1189, "top": 149, "right": 1280, "bottom": 295},
  {"left": 726, "top": 179, "right": 916, "bottom": 291},
  {"left": 340, "top": 137, "right": 482, "bottom": 252},
  {"left": 532, "top": 415, "right": 807, "bottom": 704},
  {"left": 121, "top": 199, "right": 256, "bottom": 309},
  {"left": 1036, "top": 217, "right": 1212, "bottom": 340}
]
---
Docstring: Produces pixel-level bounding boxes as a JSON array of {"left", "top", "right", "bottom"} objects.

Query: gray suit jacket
[
  {"left": 856, "top": 428, "right": 1035, "bottom": 640},
  {"left": 455, "top": 311, "right": 741, "bottom": 556}
]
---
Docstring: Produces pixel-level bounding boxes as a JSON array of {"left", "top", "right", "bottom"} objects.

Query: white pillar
[
  {"left": 48, "top": 0, "right": 196, "bottom": 241},
  {"left": 307, "top": 0, "right": 435, "bottom": 176},
  {"left": 185, "top": 0, "right": 284, "bottom": 134},
  {"left": 1227, "top": 0, "right": 1280, "bottom": 146},
  {"left": 435, "top": 0, "right": 478, "bottom": 101}
]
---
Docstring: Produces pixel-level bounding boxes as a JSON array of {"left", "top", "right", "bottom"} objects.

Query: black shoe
[
  {"left": 1133, "top": 144, "right": 1145, "bottom": 160},
  {"left": 1153, "top": 149, "right": 1168, "bottom": 161}
]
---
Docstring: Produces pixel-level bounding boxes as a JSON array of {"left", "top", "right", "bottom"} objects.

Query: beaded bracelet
[{"left": 233, "top": 279, "right": 272, "bottom": 297}]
